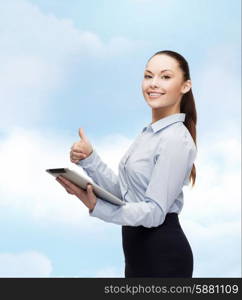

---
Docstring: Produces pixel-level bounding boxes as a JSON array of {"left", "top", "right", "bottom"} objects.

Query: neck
[{"left": 151, "top": 107, "right": 180, "bottom": 124}]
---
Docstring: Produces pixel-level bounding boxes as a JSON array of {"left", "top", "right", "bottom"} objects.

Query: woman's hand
[
  {"left": 56, "top": 175, "right": 97, "bottom": 212},
  {"left": 70, "top": 128, "right": 93, "bottom": 164}
]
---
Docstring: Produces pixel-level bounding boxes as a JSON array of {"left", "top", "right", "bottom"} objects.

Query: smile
[{"left": 147, "top": 92, "right": 165, "bottom": 98}]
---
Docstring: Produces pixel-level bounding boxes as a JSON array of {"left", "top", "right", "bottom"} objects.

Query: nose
[{"left": 150, "top": 76, "right": 160, "bottom": 88}]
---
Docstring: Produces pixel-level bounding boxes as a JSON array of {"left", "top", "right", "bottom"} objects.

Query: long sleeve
[
  {"left": 77, "top": 149, "right": 122, "bottom": 199},
  {"left": 90, "top": 198, "right": 164, "bottom": 228},
  {"left": 89, "top": 134, "right": 197, "bottom": 228}
]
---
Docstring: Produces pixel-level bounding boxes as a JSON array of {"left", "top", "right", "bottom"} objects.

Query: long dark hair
[{"left": 147, "top": 50, "right": 197, "bottom": 187}]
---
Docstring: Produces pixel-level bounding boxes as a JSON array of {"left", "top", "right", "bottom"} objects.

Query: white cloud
[
  {"left": 0, "top": 126, "right": 133, "bottom": 234},
  {"left": 0, "top": 0, "right": 138, "bottom": 62},
  {"left": 0, "top": 0, "right": 142, "bottom": 130},
  {"left": 94, "top": 266, "right": 124, "bottom": 278},
  {"left": 180, "top": 129, "right": 241, "bottom": 277},
  {"left": 0, "top": 251, "right": 53, "bottom": 277},
  {"left": 0, "top": 0, "right": 240, "bottom": 279},
  {"left": 0, "top": 123, "right": 240, "bottom": 277},
  {"left": 193, "top": 44, "right": 241, "bottom": 130},
  {"left": 180, "top": 217, "right": 241, "bottom": 277}
]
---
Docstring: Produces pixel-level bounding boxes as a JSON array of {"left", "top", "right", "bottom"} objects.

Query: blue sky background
[{"left": 0, "top": 0, "right": 241, "bottom": 277}]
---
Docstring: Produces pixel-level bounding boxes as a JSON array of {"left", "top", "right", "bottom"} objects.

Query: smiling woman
[
  {"left": 140, "top": 50, "right": 196, "bottom": 187},
  {"left": 56, "top": 50, "right": 198, "bottom": 278},
  {"left": 142, "top": 52, "right": 193, "bottom": 123}
]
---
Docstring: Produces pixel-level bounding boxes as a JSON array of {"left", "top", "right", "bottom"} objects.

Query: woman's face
[{"left": 141, "top": 54, "right": 191, "bottom": 111}]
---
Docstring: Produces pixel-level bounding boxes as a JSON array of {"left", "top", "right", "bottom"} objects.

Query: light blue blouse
[{"left": 77, "top": 113, "right": 197, "bottom": 228}]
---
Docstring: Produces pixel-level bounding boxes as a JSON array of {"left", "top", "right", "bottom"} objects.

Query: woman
[{"left": 56, "top": 50, "right": 197, "bottom": 278}]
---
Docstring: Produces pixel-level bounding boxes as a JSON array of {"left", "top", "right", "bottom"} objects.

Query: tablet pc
[{"left": 46, "top": 168, "right": 125, "bottom": 206}]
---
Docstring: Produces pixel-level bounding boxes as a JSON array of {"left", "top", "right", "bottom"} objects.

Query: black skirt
[{"left": 121, "top": 213, "right": 193, "bottom": 278}]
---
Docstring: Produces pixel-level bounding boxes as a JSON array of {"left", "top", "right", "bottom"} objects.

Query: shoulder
[{"left": 158, "top": 123, "right": 197, "bottom": 157}]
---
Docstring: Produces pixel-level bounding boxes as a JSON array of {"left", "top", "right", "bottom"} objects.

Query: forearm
[
  {"left": 89, "top": 198, "right": 165, "bottom": 228},
  {"left": 77, "top": 149, "right": 122, "bottom": 199}
]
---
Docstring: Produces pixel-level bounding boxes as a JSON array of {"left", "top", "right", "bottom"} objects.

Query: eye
[
  {"left": 144, "top": 75, "right": 170, "bottom": 79},
  {"left": 162, "top": 75, "right": 170, "bottom": 79}
]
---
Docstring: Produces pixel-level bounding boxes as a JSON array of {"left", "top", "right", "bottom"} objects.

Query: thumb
[{"left": 79, "top": 127, "right": 88, "bottom": 141}]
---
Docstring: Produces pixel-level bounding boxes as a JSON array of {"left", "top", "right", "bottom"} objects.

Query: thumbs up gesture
[{"left": 70, "top": 128, "right": 93, "bottom": 164}]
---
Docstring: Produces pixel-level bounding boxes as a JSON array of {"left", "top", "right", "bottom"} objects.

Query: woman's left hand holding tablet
[{"left": 56, "top": 176, "right": 97, "bottom": 212}]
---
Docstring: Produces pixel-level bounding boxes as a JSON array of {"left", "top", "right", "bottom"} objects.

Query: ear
[{"left": 181, "top": 79, "right": 192, "bottom": 94}]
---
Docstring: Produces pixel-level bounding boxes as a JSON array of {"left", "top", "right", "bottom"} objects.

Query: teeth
[{"left": 149, "top": 93, "right": 164, "bottom": 96}]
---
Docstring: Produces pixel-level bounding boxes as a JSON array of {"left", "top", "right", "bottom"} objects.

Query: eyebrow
[{"left": 144, "top": 69, "right": 174, "bottom": 74}]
